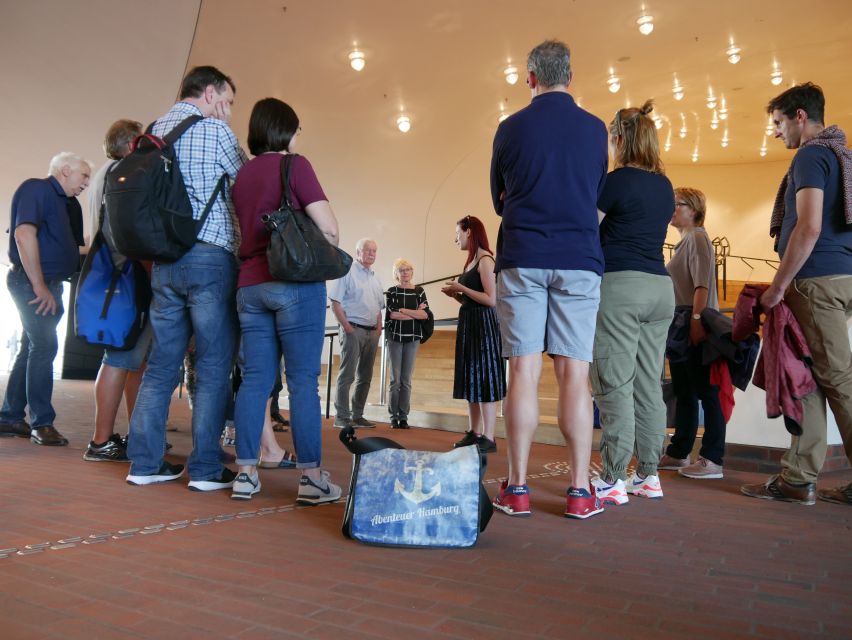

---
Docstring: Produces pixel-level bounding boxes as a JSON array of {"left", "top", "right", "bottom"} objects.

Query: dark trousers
[{"left": 666, "top": 347, "right": 727, "bottom": 465}]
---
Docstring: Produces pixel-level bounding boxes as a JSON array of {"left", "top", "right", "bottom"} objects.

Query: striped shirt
[
  {"left": 385, "top": 286, "right": 428, "bottom": 343},
  {"left": 152, "top": 102, "right": 248, "bottom": 253}
]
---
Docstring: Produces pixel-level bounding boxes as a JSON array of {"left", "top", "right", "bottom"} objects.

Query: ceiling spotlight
[
  {"left": 765, "top": 115, "right": 774, "bottom": 135},
  {"left": 770, "top": 70, "right": 783, "bottom": 86},
  {"left": 348, "top": 50, "right": 366, "bottom": 71},
  {"left": 710, "top": 110, "right": 719, "bottom": 130},
  {"left": 679, "top": 113, "right": 687, "bottom": 138},
  {"left": 498, "top": 113, "right": 509, "bottom": 123},
  {"left": 718, "top": 97, "right": 728, "bottom": 120},
  {"left": 760, "top": 147, "right": 767, "bottom": 157},
  {"left": 691, "top": 148, "right": 699, "bottom": 163},
  {"left": 726, "top": 43, "right": 741, "bottom": 64},
  {"left": 653, "top": 116, "right": 663, "bottom": 129},
  {"left": 637, "top": 14, "right": 654, "bottom": 35},
  {"left": 504, "top": 65, "right": 519, "bottom": 85},
  {"left": 396, "top": 115, "right": 411, "bottom": 133},
  {"left": 706, "top": 89, "right": 717, "bottom": 109},
  {"left": 673, "top": 75, "right": 684, "bottom": 101},
  {"left": 664, "top": 130, "right": 672, "bottom": 152},
  {"left": 721, "top": 130, "right": 729, "bottom": 148},
  {"left": 607, "top": 69, "right": 621, "bottom": 93}
]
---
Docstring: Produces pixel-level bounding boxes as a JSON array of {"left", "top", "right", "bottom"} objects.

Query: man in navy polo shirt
[
  {"left": 0, "top": 152, "right": 90, "bottom": 446},
  {"left": 490, "top": 40, "right": 608, "bottom": 519}
]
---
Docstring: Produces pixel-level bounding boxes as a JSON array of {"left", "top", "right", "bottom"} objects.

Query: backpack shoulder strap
[{"left": 162, "top": 115, "right": 204, "bottom": 145}]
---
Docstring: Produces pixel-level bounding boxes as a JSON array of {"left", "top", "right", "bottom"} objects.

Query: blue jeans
[
  {"left": 0, "top": 269, "right": 65, "bottom": 427},
  {"left": 234, "top": 281, "right": 326, "bottom": 468},
  {"left": 127, "top": 244, "right": 237, "bottom": 479}
]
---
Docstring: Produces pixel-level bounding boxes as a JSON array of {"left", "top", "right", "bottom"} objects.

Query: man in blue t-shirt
[
  {"left": 490, "top": 40, "right": 608, "bottom": 520},
  {"left": 0, "top": 152, "right": 90, "bottom": 446},
  {"left": 741, "top": 83, "right": 852, "bottom": 506}
]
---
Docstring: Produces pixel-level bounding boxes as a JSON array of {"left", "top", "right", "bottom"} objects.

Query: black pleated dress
[{"left": 452, "top": 256, "right": 506, "bottom": 403}]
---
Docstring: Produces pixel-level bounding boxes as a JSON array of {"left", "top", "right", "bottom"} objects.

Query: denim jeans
[
  {"left": 127, "top": 243, "right": 237, "bottom": 479},
  {"left": 388, "top": 339, "right": 419, "bottom": 421},
  {"left": 234, "top": 281, "right": 326, "bottom": 468},
  {"left": 0, "top": 269, "right": 64, "bottom": 427}
]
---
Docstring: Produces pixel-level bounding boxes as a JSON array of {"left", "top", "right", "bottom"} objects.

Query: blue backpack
[{"left": 74, "top": 194, "right": 151, "bottom": 350}]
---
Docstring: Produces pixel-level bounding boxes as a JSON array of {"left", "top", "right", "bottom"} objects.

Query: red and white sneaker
[
  {"left": 565, "top": 486, "right": 604, "bottom": 519},
  {"left": 627, "top": 473, "right": 664, "bottom": 499},
  {"left": 591, "top": 477, "right": 629, "bottom": 505},
  {"left": 493, "top": 480, "right": 531, "bottom": 517}
]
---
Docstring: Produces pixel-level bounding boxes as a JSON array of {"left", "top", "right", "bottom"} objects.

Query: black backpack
[{"left": 104, "top": 115, "right": 227, "bottom": 263}]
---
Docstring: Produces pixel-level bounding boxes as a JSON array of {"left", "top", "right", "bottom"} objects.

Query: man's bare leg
[
  {"left": 504, "top": 353, "right": 542, "bottom": 486},
  {"left": 554, "top": 355, "right": 593, "bottom": 490}
]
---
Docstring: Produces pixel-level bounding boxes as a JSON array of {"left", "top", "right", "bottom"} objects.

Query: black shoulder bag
[{"left": 261, "top": 154, "right": 352, "bottom": 282}]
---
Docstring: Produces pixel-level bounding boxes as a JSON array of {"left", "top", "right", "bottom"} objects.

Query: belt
[{"left": 350, "top": 323, "right": 377, "bottom": 331}]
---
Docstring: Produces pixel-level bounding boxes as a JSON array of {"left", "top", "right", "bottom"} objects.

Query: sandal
[{"left": 258, "top": 450, "right": 297, "bottom": 469}]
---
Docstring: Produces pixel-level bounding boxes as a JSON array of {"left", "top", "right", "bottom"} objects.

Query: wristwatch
[{"left": 691, "top": 313, "right": 702, "bottom": 321}]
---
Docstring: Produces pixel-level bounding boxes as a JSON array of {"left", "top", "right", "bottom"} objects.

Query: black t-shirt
[
  {"left": 777, "top": 145, "right": 852, "bottom": 277},
  {"left": 597, "top": 167, "right": 674, "bottom": 275}
]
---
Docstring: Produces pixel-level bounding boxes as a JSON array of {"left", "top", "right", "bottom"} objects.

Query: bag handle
[
  {"left": 278, "top": 153, "right": 303, "bottom": 211},
  {"left": 338, "top": 425, "right": 404, "bottom": 455}
]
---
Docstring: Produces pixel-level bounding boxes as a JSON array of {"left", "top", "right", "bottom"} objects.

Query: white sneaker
[
  {"left": 679, "top": 457, "right": 724, "bottom": 479},
  {"left": 627, "top": 473, "right": 664, "bottom": 499},
  {"left": 591, "top": 476, "right": 629, "bottom": 505},
  {"left": 297, "top": 470, "right": 342, "bottom": 505}
]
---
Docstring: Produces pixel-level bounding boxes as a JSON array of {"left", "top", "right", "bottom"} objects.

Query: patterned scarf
[{"left": 769, "top": 124, "right": 852, "bottom": 250}]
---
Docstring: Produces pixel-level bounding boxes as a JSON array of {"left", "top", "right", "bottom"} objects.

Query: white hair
[
  {"left": 355, "top": 237, "right": 377, "bottom": 253},
  {"left": 48, "top": 152, "right": 92, "bottom": 178}
]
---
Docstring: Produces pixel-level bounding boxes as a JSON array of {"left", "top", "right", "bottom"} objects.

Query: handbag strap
[{"left": 278, "top": 153, "right": 300, "bottom": 211}]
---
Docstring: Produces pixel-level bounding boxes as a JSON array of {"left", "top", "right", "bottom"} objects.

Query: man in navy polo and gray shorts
[{"left": 490, "top": 39, "right": 609, "bottom": 519}]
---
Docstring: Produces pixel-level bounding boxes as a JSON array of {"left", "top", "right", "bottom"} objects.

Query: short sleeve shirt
[
  {"left": 597, "top": 167, "right": 674, "bottom": 275},
  {"left": 777, "top": 145, "right": 852, "bottom": 277},
  {"left": 8, "top": 176, "right": 81, "bottom": 280},
  {"left": 233, "top": 153, "right": 327, "bottom": 288},
  {"left": 328, "top": 260, "right": 385, "bottom": 326}
]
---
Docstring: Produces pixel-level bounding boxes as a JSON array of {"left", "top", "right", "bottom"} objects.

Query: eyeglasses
[{"left": 675, "top": 202, "right": 690, "bottom": 207}]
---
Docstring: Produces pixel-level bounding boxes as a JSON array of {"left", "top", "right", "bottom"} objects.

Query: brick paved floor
[{"left": 1, "top": 378, "right": 850, "bottom": 639}]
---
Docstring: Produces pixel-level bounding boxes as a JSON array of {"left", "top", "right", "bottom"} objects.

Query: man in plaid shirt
[{"left": 126, "top": 66, "right": 247, "bottom": 490}]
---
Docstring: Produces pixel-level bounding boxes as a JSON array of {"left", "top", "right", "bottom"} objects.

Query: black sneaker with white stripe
[
  {"left": 84, "top": 433, "right": 129, "bottom": 462},
  {"left": 188, "top": 467, "right": 238, "bottom": 492},
  {"left": 126, "top": 461, "right": 185, "bottom": 485}
]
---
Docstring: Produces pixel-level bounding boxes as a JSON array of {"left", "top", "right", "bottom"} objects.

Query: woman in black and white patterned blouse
[{"left": 384, "top": 259, "right": 429, "bottom": 428}]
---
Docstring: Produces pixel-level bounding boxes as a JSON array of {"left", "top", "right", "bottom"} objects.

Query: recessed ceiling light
[
  {"left": 765, "top": 115, "right": 774, "bottom": 135},
  {"left": 664, "top": 129, "right": 672, "bottom": 151},
  {"left": 607, "top": 69, "right": 620, "bottom": 93},
  {"left": 770, "top": 69, "right": 783, "bottom": 86},
  {"left": 679, "top": 113, "right": 687, "bottom": 138},
  {"left": 726, "top": 43, "right": 741, "bottom": 64},
  {"left": 348, "top": 50, "right": 365, "bottom": 71},
  {"left": 721, "top": 129, "right": 730, "bottom": 148},
  {"left": 710, "top": 110, "right": 720, "bottom": 130},
  {"left": 637, "top": 14, "right": 654, "bottom": 35},
  {"left": 673, "top": 75, "right": 684, "bottom": 101},
  {"left": 504, "top": 65, "right": 519, "bottom": 85},
  {"left": 718, "top": 96, "right": 728, "bottom": 120},
  {"left": 396, "top": 115, "right": 411, "bottom": 133},
  {"left": 706, "top": 88, "right": 717, "bottom": 109},
  {"left": 691, "top": 147, "right": 699, "bottom": 163}
]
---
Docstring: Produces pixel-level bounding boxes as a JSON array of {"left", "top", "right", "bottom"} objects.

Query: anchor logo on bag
[{"left": 394, "top": 459, "right": 441, "bottom": 504}]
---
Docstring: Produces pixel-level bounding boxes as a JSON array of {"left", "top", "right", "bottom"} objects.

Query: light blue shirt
[{"left": 328, "top": 260, "right": 384, "bottom": 326}]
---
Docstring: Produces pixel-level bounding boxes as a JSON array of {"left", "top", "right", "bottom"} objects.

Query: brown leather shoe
[
  {"left": 740, "top": 474, "right": 815, "bottom": 505},
  {"left": 30, "top": 425, "right": 69, "bottom": 447},
  {"left": 0, "top": 420, "right": 31, "bottom": 438},
  {"left": 817, "top": 482, "right": 852, "bottom": 505}
]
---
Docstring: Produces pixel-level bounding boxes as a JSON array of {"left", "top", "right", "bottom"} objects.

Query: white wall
[{"left": 0, "top": 0, "right": 201, "bottom": 251}]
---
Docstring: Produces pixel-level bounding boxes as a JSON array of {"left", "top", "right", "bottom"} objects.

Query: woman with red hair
[{"left": 441, "top": 215, "right": 506, "bottom": 453}]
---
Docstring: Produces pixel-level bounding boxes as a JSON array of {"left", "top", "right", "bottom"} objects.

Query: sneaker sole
[
  {"left": 739, "top": 487, "right": 815, "bottom": 505},
  {"left": 126, "top": 472, "right": 184, "bottom": 485},
  {"left": 658, "top": 465, "right": 689, "bottom": 471},
  {"left": 679, "top": 472, "right": 724, "bottom": 479},
  {"left": 598, "top": 494, "right": 629, "bottom": 506},
  {"left": 564, "top": 506, "right": 605, "bottom": 519},
  {"left": 628, "top": 489, "right": 664, "bottom": 499},
  {"left": 188, "top": 481, "right": 235, "bottom": 492},
  {"left": 83, "top": 454, "right": 128, "bottom": 462},
  {"left": 492, "top": 502, "right": 531, "bottom": 517},
  {"left": 231, "top": 488, "right": 260, "bottom": 500},
  {"left": 296, "top": 494, "right": 341, "bottom": 505}
]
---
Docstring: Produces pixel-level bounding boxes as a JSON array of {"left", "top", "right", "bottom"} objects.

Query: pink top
[{"left": 232, "top": 153, "right": 328, "bottom": 287}]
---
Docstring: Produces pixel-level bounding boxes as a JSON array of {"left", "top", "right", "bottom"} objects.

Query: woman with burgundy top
[{"left": 230, "top": 98, "right": 342, "bottom": 504}]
